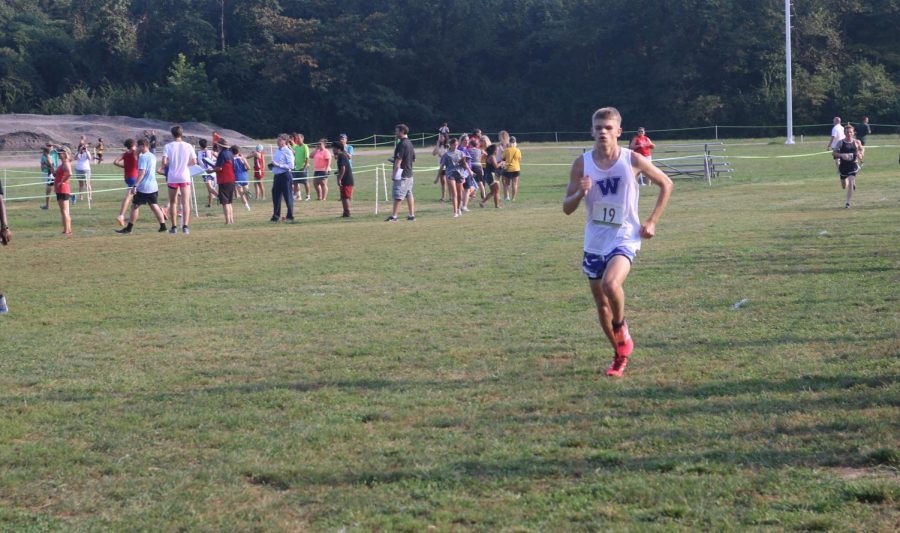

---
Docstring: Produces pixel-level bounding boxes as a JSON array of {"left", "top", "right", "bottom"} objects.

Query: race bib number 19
[{"left": 592, "top": 201, "right": 623, "bottom": 226}]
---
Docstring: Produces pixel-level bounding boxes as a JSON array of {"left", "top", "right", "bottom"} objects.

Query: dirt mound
[
  {"left": 0, "top": 113, "right": 258, "bottom": 152},
  {"left": 0, "top": 131, "right": 53, "bottom": 151}
]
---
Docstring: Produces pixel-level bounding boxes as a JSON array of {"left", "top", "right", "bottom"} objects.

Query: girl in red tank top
[{"left": 54, "top": 150, "right": 73, "bottom": 235}]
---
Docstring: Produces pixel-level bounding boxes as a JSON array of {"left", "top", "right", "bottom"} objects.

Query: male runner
[
  {"left": 833, "top": 124, "right": 864, "bottom": 208},
  {"left": 563, "top": 107, "right": 673, "bottom": 377}
]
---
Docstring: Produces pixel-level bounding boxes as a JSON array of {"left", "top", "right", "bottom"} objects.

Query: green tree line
[{"left": 0, "top": 0, "right": 897, "bottom": 138}]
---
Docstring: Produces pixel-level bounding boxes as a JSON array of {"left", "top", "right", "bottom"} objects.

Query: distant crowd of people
[{"left": 27, "top": 123, "right": 536, "bottom": 235}]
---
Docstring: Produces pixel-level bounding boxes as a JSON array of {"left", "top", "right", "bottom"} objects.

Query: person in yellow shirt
[{"left": 501, "top": 136, "right": 522, "bottom": 201}]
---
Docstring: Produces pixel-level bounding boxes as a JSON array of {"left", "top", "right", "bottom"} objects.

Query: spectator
[
  {"left": 432, "top": 140, "right": 449, "bottom": 202},
  {"left": 439, "top": 137, "right": 470, "bottom": 218},
  {"left": 629, "top": 127, "right": 656, "bottom": 185},
  {"left": 74, "top": 143, "right": 93, "bottom": 203},
  {"left": 252, "top": 144, "right": 266, "bottom": 200},
  {"left": 857, "top": 116, "right": 871, "bottom": 146},
  {"left": 333, "top": 140, "right": 354, "bottom": 217},
  {"left": 54, "top": 149, "right": 73, "bottom": 236},
  {"left": 339, "top": 133, "right": 354, "bottom": 168},
  {"left": 162, "top": 125, "right": 198, "bottom": 234},
  {"left": 312, "top": 138, "right": 332, "bottom": 201},
  {"left": 501, "top": 136, "right": 522, "bottom": 201},
  {"left": 39, "top": 144, "right": 58, "bottom": 210},
  {"left": 269, "top": 134, "right": 295, "bottom": 222},
  {"left": 827, "top": 116, "right": 845, "bottom": 172},
  {"left": 291, "top": 133, "right": 311, "bottom": 201},
  {"left": 386, "top": 124, "right": 416, "bottom": 221},
  {"left": 479, "top": 143, "right": 502, "bottom": 208},
  {"left": 197, "top": 138, "right": 218, "bottom": 208},
  {"left": 213, "top": 139, "right": 237, "bottom": 224}
]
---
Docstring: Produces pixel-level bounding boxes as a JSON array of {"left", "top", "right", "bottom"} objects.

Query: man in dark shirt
[
  {"left": 386, "top": 124, "right": 416, "bottom": 221},
  {"left": 333, "top": 141, "right": 354, "bottom": 217},
  {"left": 213, "top": 139, "right": 237, "bottom": 224},
  {"left": 857, "top": 116, "right": 871, "bottom": 146}
]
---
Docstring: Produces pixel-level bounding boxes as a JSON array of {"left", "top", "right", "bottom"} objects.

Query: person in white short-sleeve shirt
[
  {"left": 828, "top": 116, "right": 846, "bottom": 171},
  {"left": 161, "top": 125, "right": 197, "bottom": 234}
]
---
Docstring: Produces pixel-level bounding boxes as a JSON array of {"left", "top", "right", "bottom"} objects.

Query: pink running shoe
[
  {"left": 606, "top": 354, "right": 629, "bottom": 377},
  {"left": 613, "top": 321, "right": 634, "bottom": 357}
]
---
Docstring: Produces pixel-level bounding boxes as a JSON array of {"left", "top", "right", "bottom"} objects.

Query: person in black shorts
[
  {"left": 833, "top": 124, "right": 864, "bottom": 208},
  {"left": 479, "top": 144, "right": 503, "bottom": 208},
  {"left": 333, "top": 141, "right": 354, "bottom": 217}
]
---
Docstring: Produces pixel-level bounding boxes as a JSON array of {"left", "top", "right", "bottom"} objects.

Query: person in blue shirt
[
  {"left": 232, "top": 145, "right": 252, "bottom": 211},
  {"left": 116, "top": 139, "right": 167, "bottom": 234},
  {"left": 339, "top": 133, "right": 354, "bottom": 168},
  {"left": 269, "top": 134, "right": 296, "bottom": 222}
]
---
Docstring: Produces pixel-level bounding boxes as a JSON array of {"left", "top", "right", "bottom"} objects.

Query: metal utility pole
[
  {"left": 219, "top": 0, "right": 226, "bottom": 52},
  {"left": 785, "top": 0, "right": 795, "bottom": 144}
]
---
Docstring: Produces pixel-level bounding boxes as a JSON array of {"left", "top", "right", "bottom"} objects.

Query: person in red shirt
[
  {"left": 54, "top": 149, "right": 73, "bottom": 235},
  {"left": 113, "top": 138, "right": 139, "bottom": 226},
  {"left": 213, "top": 139, "right": 237, "bottom": 224},
  {"left": 628, "top": 127, "right": 656, "bottom": 186},
  {"left": 252, "top": 144, "right": 266, "bottom": 201}
]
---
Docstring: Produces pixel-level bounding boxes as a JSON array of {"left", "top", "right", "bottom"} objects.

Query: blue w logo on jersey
[{"left": 595, "top": 177, "right": 621, "bottom": 196}]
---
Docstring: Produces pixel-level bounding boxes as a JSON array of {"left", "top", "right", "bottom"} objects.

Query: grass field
[{"left": 0, "top": 136, "right": 898, "bottom": 531}]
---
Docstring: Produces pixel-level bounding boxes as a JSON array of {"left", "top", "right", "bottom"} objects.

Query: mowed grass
[{"left": 0, "top": 136, "right": 897, "bottom": 531}]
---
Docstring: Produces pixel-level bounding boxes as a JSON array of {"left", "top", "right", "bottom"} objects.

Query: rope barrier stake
[{"left": 382, "top": 164, "right": 388, "bottom": 203}]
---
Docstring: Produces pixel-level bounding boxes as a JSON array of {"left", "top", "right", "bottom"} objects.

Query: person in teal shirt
[{"left": 339, "top": 133, "right": 354, "bottom": 168}]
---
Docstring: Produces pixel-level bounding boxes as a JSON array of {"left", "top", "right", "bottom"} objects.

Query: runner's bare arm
[
  {"left": 632, "top": 152, "right": 673, "bottom": 238},
  {"left": 563, "top": 157, "right": 590, "bottom": 215}
]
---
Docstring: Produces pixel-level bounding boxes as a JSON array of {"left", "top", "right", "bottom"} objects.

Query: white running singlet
[{"left": 582, "top": 148, "right": 642, "bottom": 256}]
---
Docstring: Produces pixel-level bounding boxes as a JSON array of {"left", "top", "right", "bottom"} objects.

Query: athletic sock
[
  {"left": 159, "top": 223, "right": 167, "bottom": 231},
  {"left": 612, "top": 320, "right": 625, "bottom": 331},
  {"left": 125, "top": 223, "right": 134, "bottom": 231}
]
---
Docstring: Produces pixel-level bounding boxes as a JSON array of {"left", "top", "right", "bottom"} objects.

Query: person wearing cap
[
  {"left": 339, "top": 133, "right": 354, "bottom": 168},
  {"left": 213, "top": 138, "right": 237, "bottom": 224},
  {"left": 252, "top": 144, "right": 266, "bottom": 201},
  {"left": 501, "top": 135, "right": 522, "bottom": 201}
]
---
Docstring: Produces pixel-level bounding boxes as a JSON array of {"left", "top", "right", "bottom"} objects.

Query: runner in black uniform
[{"left": 832, "top": 125, "right": 864, "bottom": 208}]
